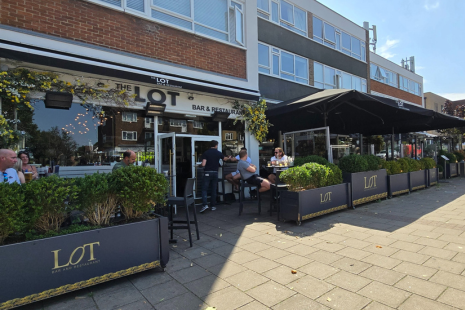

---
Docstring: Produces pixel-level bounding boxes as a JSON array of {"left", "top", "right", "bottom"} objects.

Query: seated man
[
  {"left": 225, "top": 147, "right": 251, "bottom": 191},
  {"left": 236, "top": 149, "right": 270, "bottom": 193}
]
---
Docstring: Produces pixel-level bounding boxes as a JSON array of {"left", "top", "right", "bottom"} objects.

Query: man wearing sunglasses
[{"left": 0, "top": 149, "right": 21, "bottom": 184}]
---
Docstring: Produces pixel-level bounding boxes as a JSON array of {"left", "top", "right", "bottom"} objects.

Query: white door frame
[{"left": 157, "top": 132, "right": 176, "bottom": 196}]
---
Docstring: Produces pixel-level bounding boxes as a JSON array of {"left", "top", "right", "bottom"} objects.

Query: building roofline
[
  {"left": 370, "top": 51, "right": 424, "bottom": 78},
  {"left": 314, "top": 0, "right": 366, "bottom": 32}
]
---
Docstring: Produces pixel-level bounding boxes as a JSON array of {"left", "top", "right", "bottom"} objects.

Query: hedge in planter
[
  {"left": 0, "top": 167, "right": 170, "bottom": 309},
  {"left": 279, "top": 163, "right": 349, "bottom": 224},
  {"left": 383, "top": 160, "right": 409, "bottom": 197},
  {"left": 339, "top": 154, "right": 388, "bottom": 206},
  {"left": 420, "top": 157, "right": 438, "bottom": 187}
]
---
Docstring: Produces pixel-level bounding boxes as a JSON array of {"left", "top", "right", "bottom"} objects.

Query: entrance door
[
  {"left": 158, "top": 133, "right": 176, "bottom": 197},
  {"left": 191, "top": 137, "right": 221, "bottom": 198}
]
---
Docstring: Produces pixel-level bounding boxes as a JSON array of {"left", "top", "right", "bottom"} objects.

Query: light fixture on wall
[
  {"left": 187, "top": 93, "right": 194, "bottom": 100},
  {"left": 44, "top": 91, "right": 73, "bottom": 110},
  {"left": 145, "top": 102, "right": 166, "bottom": 116}
]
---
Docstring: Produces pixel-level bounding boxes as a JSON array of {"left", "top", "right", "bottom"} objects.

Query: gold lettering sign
[
  {"left": 320, "top": 192, "right": 332, "bottom": 203},
  {"left": 364, "top": 175, "right": 377, "bottom": 189},
  {"left": 52, "top": 242, "right": 100, "bottom": 270}
]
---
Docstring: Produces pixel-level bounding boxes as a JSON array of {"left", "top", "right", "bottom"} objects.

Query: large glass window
[
  {"left": 314, "top": 62, "right": 367, "bottom": 92},
  {"left": 93, "top": 0, "right": 245, "bottom": 46},
  {"left": 371, "top": 63, "right": 398, "bottom": 88},
  {"left": 313, "top": 16, "right": 366, "bottom": 62},
  {"left": 258, "top": 0, "right": 307, "bottom": 36},
  {"left": 258, "top": 43, "right": 308, "bottom": 84},
  {"left": 222, "top": 120, "right": 245, "bottom": 157}
]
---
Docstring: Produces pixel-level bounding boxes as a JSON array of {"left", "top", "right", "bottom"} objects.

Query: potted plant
[
  {"left": 279, "top": 159, "right": 349, "bottom": 225},
  {"left": 383, "top": 160, "right": 409, "bottom": 197},
  {"left": 398, "top": 158, "right": 427, "bottom": 192},
  {"left": 0, "top": 167, "right": 169, "bottom": 310},
  {"left": 420, "top": 157, "right": 438, "bottom": 187},
  {"left": 339, "top": 154, "right": 388, "bottom": 207},
  {"left": 445, "top": 152, "right": 458, "bottom": 178}
]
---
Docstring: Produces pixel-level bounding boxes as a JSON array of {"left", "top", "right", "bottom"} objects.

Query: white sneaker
[
  {"left": 211, "top": 207, "right": 217, "bottom": 211},
  {"left": 200, "top": 205, "right": 209, "bottom": 213}
]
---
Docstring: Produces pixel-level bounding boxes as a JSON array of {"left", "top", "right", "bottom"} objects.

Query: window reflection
[{"left": 221, "top": 120, "right": 245, "bottom": 157}]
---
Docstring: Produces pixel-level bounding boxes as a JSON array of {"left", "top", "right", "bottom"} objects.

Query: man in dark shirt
[{"left": 200, "top": 140, "right": 231, "bottom": 213}]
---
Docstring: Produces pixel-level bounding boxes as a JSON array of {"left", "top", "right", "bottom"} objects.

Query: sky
[{"left": 316, "top": 0, "right": 465, "bottom": 100}]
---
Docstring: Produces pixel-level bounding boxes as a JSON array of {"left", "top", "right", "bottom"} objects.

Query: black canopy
[{"left": 266, "top": 89, "right": 465, "bottom": 135}]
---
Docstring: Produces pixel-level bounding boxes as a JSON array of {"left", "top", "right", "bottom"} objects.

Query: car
[{"left": 376, "top": 151, "right": 399, "bottom": 158}]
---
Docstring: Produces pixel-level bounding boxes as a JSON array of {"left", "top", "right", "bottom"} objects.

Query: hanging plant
[
  {"left": 232, "top": 99, "right": 272, "bottom": 142},
  {"left": 0, "top": 68, "right": 135, "bottom": 147}
]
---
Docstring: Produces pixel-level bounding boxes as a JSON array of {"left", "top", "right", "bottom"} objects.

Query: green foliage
[
  {"left": 0, "top": 183, "right": 26, "bottom": 244},
  {"left": 420, "top": 157, "right": 436, "bottom": 169},
  {"left": 109, "top": 166, "right": 168, "bottom": 219},
  {"left": 280, "top": 162, "right": 342, "bottom": 191},
  {"left": 453, "top": 150, "right": 465, "bottom": 162},
  {"left": 294, "top": 155, "right": 329, "bottom": 167},
  {"left": 338, "top": 154, "right": 368, "bottom": 173},
  {"left": 446, "top": 152, "right": 457, "bottom": 163},
  {"left": 74, "top": 173, "right": 117, "bottom": 225},
  {"left": 364, "top": 155, "right": 382, "bottom": 171},
  {"left": 22, "top": 175, "right": 79, "bottom": 232},
  {"left": 397, "top": 158, "right": 410, "bottom": 173},
  {"left": 382, "top": 161, "right": 402, "bottom": 175},
  {"left": 25, "top": 224, "right": 102, "bottom": 241},
  {"left": 438, "top": 163, "right": 444, "bottom": 172},
  {"left": 409, "top": 159, "right": 422, "bottom": 171},
  {"left": 397, "top": 157, "right": 422, "bottom": 172}
]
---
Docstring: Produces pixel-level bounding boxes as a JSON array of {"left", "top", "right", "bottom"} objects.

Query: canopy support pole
[
  {"left": 360, "top": 134, "right": 364, "bottom": 155},
  {"left": 391, "top": 127, "right": 395, "bottom": 161}
]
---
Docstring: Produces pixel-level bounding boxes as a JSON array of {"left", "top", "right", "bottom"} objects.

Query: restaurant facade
[{"left": 0, "top": 0, "right": 260, "bottom": 197}]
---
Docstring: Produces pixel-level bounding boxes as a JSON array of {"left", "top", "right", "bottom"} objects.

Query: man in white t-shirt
[
  {"left": 0, "top": 149, "right": 21, "bottom": 184},
  {"left": 225, "top": 147, "right": 251, "bottom": 191}
]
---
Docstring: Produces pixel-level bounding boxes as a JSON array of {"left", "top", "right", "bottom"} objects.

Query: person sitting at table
[
  {"left": 268, "top": 147, "right": 288, "bottom": 184},
  {"left": 0, "top": 149, "right": 21, "bottom": 184},
  {"left": 112, "top": 150, "right": 136, "bottom": 171},
  {"left": 13, "top": 161, "right": 25, "bottom": 184},
  {"left": 18, "top": 151, "right": 38, "bottom": 180},
  {"left": 225, "top": 147, "right": 251, "bottom": 191},
  {"left": 237, "top": 149, "right": 270, "bottom": 193}
]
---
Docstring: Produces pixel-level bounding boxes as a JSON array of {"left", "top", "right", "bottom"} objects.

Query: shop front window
[
  {"left": 221, "top": 120, "right": 245, "bottom": 157},
  {"left": 158, "top": 114, "right": 219, "bottom": 136}
]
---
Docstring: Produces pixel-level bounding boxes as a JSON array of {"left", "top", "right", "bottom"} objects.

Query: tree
[{"left": 29, "top": 127, "right": 78, "bottom": 166}]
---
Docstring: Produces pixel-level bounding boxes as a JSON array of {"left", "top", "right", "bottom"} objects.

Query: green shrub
[
  {"left": 74, "top": 173, "right": 117, "bottom": 226},
  {"left": 420, "top": 157, "right": 436, "bottom": 169},
  {"left": 25, "top": 224, "right": 102, "bottom": 241},
  {"left": 280, "top": 162, "right": 342, "bottom": 191},
  {"left": 22, "top": 175, "right": 79, "bottom": 232},
  {"left": 326, "top": 163, "right": 343, "bottom": 186},
  {"left": 445, "top": 152, "right": 457, "bottom": 163},
  {"left": 109, "top": 166, "right": 168, "bottom": 219},
  {"left": 397, "top": 158, "right": 410, "bottom": 173},
  {"left": 438, "top": 163, "right": 444, "bottom": 172},
  {"left": 453, "top": 151, "right": 464, "bottom": 162},
  {"left": 409, "top": 159, "right": 422, "bottom": 171},
  {"left": 338, "top": 154, "right": 369, "bottom": 173},
  {"left": 0, "top": 183, "right": 26, "bottom": 244},
  {"left": 382, "top": 161, "right": 402, "bottom": 175},
  {"left": 294, "top": 155, "right": 329, "bottom": 167},
  {"left": 364, "top": 155, "right": 382, "bottom": 171}
]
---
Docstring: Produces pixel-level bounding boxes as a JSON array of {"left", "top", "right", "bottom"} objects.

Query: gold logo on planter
[
  {"left": 320, "top": 192, "right": 332, "bottom": 203},
  {"left": 364, "top": 175, "right": 377, "bottom": 189},
  {"left": 52, "top": 242, "right": 100, "bottom": 270}
]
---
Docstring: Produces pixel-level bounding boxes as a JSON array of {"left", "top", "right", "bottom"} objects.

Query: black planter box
[
  {"left": 343, "top": 169, "right": 388, "bottom": 207},
  {"left": 279, "top": 183, "right": 350, "bottom": 225},
  {"left": 0, "top": 217, "right": 169, "bottom": 309},
  {"left": 446, "top": 163, "right": 458, "bottom": 178},
  {"left": 409, "top": 170, "right": 427, "bottom": 192},
  {"left": 427, "top": 168, "right": 439, "bottom": 187},
  {"left": 387, "top": 173, "right": 409, "bottom": 197}
]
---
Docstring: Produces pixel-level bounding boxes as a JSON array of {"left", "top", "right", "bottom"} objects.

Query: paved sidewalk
[{"left": 17, "top": 178, "right": 465, "bottom": 310}]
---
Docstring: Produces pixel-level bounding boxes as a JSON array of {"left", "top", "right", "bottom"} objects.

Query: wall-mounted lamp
[
  {"left": 187, "top": 93, "right": 194, "bottom": 100},
  {"left": 44, "top": 91, "right": 73, "bottom": 110},
  {"left": 212, "top": 111, "right": 230, "bottom": 122},
  {"left": 145, "top": 102, "right": 166, "bottom": 116}
]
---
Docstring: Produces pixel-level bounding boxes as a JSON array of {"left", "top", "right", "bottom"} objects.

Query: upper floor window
[
  {"left": 399, "top": 76, "right": 422, "bottom": 96},
  {"left": 370, "top": 63, "right": 398, "bottom": 88},
  {"left": 314, "top": 62, "right": 367, "bottom": 92},
  {"left": 313, "top": 17, "right": 366, "bottom": 62},
  {"left": 258, "top": 43, "right": 308, "bottom": 84},
  {"left": 91, "top": 0, "right": 245, "bottom": 46},
  {"left": 257, "top": 0, "right": 307, "bottom": 36},
  {"left": 170, "top": 119, "right": 187, "bottom": 127},
  {"left": 145, "top": 117, "right": 154, "bottom": 128},
  {"left": 122, "top": 112, "right": 137, "bottom": 122},
  {"left": 122, "top": 131, "right": 137, "bottom": 141}
]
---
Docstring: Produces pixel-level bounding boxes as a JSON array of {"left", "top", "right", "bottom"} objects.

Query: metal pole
[
  {"left": 391, "top": 128, "right": 395, "bottom": 161},
  {"left": 360, "top": 134, "right": 364, "bottom": 155},
  {"left": 414, "top": 135, "right": 417, "bottom": 159}
]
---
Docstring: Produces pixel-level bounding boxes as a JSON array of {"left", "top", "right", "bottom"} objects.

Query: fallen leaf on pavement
[
  {"left": 291, "top": 270, "right": 297, "bottom": 274},
  {"left": 327, "top": 298, "right": 331, "bottom": 302},
  {"left": 376, "top": 245, "right": 382, "bottom": 248}
]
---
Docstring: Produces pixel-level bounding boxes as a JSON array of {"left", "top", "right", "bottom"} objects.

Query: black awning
[{"left": 266, "top": 89, "right": 465, "bottom": 135}]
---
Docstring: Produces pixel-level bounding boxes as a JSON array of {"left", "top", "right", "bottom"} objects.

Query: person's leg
[
  {"left": 268, "top": 174, "right": 276, "bottom": 184},
  {"left": 210, "top": 172, "right": 218, "bottom": 210},
  {"left": 225, "top": 173, "right": 234, "bottom": 184},
  {"left": 259, "top": 178, "right": 271, "bottom": 192},
  {"left": 232, "top": 173, "right": 241, "bottom": 190},
  {"left": 201, "top": 172, "right": 211, "bottom": 212}
]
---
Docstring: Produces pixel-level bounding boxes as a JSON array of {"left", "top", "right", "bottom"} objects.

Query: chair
[
  {"left": 217, "top": 162, "right": 240, "bottom": 204},
  {"left": 269, "top": 170, "right": 288, "bottom": 220},
  {"left": 166, "top": 178, "right": 199, "bottom": 247},
  {"left": 239, "top": 174, "right": 261, "bottom": 216}
]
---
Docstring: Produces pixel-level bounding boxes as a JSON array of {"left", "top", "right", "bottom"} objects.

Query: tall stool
[
  {"left": 166, "top": 178, "right": 199, "bottom": 247},
  {"left": 239, "top": 175, "right": 261, "bottom": 215},
  {"left": 269, "top": 170, "right": 288, "bottom": 220}
]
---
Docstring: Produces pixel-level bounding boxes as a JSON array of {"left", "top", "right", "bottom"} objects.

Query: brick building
[{"left": 0, "top": 0, "right": 260, "bottom": 196}]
